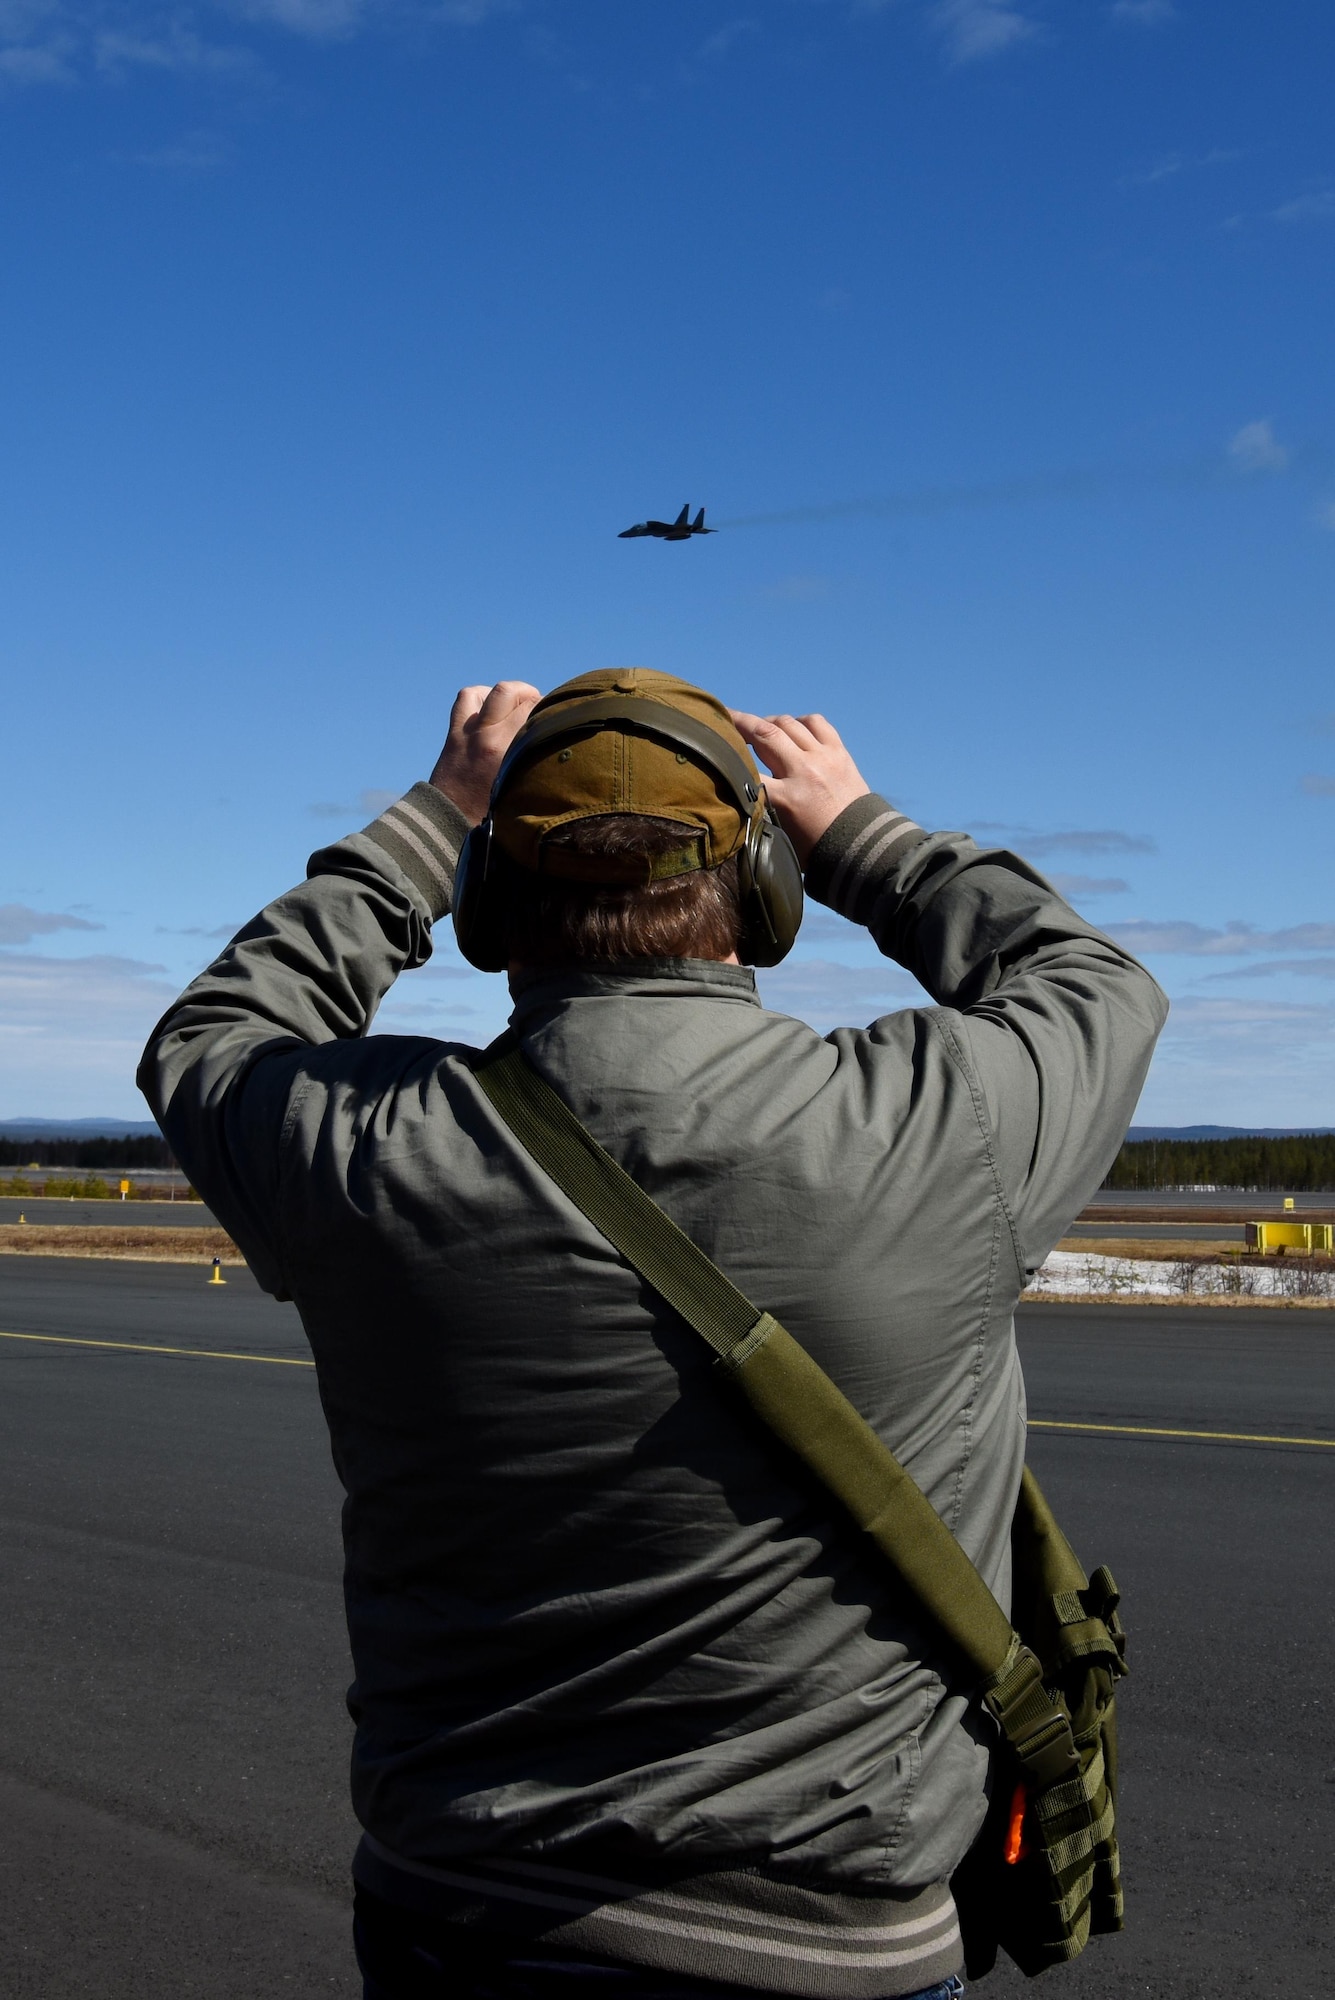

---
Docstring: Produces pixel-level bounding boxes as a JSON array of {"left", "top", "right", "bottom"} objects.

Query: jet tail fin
[
  {"left": 692, "top": 508, "right": 705, "bottom": 531},
  {"left": 674, "top": 504, "right": 690, "bottom": 527}
]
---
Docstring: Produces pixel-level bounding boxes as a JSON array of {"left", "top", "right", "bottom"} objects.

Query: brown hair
[{"left": 504, "top": 815, "right": 742, "bottom": 966}]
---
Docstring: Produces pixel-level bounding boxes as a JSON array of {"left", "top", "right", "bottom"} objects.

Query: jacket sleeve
[
  {"left": 136, "top": 784, "right": 471, "bottom": 1293},
  {"left": 804, "top": 794, "right": 1168, "bottom": 1273}
]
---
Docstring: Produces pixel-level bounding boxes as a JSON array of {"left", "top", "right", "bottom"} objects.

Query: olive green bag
[{"left": 475, "top": 1042, "right": 1129, "bottom": 1979}]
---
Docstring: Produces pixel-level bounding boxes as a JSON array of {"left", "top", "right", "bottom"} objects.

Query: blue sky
[{"left": 1, "top": 0, "right": 1332, "bottom": 1124}]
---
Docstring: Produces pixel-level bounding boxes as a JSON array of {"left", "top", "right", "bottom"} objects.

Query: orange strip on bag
[{"left": 1004, "top": 1781, "right": 1028, "bottom": 1864}]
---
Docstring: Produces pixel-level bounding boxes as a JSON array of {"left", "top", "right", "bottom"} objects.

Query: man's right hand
[
  {"left": 729, "top": 710, "right": 871, "bottom": 866},
  {"left": 429, "top": 682, "right": 541, "bottom": 825}
]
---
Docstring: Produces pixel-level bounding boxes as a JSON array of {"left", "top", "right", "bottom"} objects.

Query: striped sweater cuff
[
  {"left": 804, "top": 793, "right": 926, "bottom": 928},
  {"left": 362, "top": 783, "right": 471, "bottom": 921}
]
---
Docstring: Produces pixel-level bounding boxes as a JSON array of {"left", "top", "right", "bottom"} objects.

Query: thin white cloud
[
  {"left": 1109, "top": 0, "right": 1174, "bottom": 24},
  {"left": 1118, "top": 147, "right": 1243, "bottom": 190},
  {"left": 796, "top": 909, "right": 866, "bottom": 945},
  {"left": 0, "top": 940, "right": 499, "bottom": 1111},
  {"left": 695, "top": 17, "right": 758, "bottom": 63},
  {"left": 309, "top": 786, "right": 401, "bottom": 819},
  {"left": 373, "top": 997, "right": 482, "bottom": 1024},
  {"left": 1047, "top": 874, "right": 1130, "bottom": 898},
  {"left": 1120, "top": 154, "right": 1184, "bottom": 189},
  {"left": 0, "top": 948, "right": 172, "bottom": 1026},
  {"left": 1227, "top": 419, "right": 1288, "bottom": 474},
  {"left": 1224, "top": 186, "right": 1335, "bottom": 233},
  {"left": 155, "top": 920, "right": 244, "bottom": 938},
  {"left": 1207, "top": 958, "right": 1335, "bottom": 983},
  {"left": 0, "top": 904, "right": 104, "bottom": 946},
  {"left": 1106, "top": 920, "right": 1335, "bottom": 958},
  {"left": 126, "top": 129, "right": 227, "bottom": 170},
  {"left": 229, "top": 0, "right": 368, "bottom": 37},
  {"left": 0, "top": 36, "right": 73, "bottom": 80},
  {"left": 930, "top": 0, "right": 1037, "bottom": 63},
  {"left": 94, "top": 24, "right": 258, "bottom": 77},
  {"left": 435, "top": 0, "right": 517, "bottom": 20},
  {"left": 1138, "top": 995, "right": 1335, "bottom": 1124},
  {"left": 0, "top": 0, "right": 512, "bottom": 89},
  {"left": 1159, "top": 995, "right": 1335, "bottom": 1041},
  {"left": 756, "top": 957, "right": 922, "bottom": 1028},
  {"left": 372, "top": 958, "right": 508, "bottom": 1044},
  {"left": 1271, "top": 188, "right": 1335, "bottom": 226},
  {"left": 970, "top": 824, "right": 1156, "bottom": 857},
  {"left": 0, "top": 950, "right": 183, "bottom": 1118}
]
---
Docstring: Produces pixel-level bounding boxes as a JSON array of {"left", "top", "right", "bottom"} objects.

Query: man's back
[
  {"left": 278, "top": 959, "right": 1021, "bottom": 1878},
  {"left": 139, "top": 676, "right": 1165, "bottom": 1997}
]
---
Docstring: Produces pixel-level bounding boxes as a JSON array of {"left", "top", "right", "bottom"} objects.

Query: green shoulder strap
[{"left": 475, "top": 1041, "right": 1078, "bottom": 1788}]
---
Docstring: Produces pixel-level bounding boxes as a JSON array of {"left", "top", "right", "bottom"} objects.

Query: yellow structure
[{"left": 1246, "top": 1220, "right": 1334, "bottom": 1253}]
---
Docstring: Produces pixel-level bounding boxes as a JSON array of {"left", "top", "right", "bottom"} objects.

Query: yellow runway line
[
  {"left": 1030, "top": 1417, "right": 1334, "bottom": 1449},
  {"left": 0, "top": 1329, "right": 314, "bottom": 1368},
  {"left": 0, "top": 1333, "right": 1329, "bottom": 1441}
]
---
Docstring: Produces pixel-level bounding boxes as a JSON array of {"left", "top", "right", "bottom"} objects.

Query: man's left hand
[
  {"left": 429, "top": 682, "right": 542, "bottom": 824},
  {"left": 729, "top": 709, "right": 870, "bottom": 866}
]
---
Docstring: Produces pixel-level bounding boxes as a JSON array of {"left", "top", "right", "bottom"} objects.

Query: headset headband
[{"left": 491, "top": 694, "right": 763, "bottom": 820}]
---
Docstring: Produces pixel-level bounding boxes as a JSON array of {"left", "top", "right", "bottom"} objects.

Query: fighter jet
[{"left": 618, "top": 504, "right": 715, "bottom": 541}]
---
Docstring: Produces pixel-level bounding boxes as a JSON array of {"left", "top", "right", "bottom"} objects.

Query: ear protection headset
[{"left": 451, "top": 694, "right": 804, "bottom": 972}]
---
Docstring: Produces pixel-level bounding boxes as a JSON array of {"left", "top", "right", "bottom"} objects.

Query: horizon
[
  {"left": 7, "top": 1118, "right": 1335, "bottom": 1144},
  {"left": 2, "top": 3, "right": 1332, "bottom": 1122}
]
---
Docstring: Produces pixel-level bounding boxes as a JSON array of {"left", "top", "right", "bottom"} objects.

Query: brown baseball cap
[{"left": 491, "top": 666, "right": 762, "bottom": 884}]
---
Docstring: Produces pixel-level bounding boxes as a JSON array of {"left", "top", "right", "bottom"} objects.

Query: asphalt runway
[
  {"left": 0, "top": 1196, "right": 219, "bottom": 1228},
  {"left": 0, "top": 1262, "right": 1331, "bottom": 1999},
  {"left": 1088, "top": 1188, "right": 1329, "bottom": 1212},
  {"left": 4, "top": 1193, "right": 1324, "bottom": 1237}
]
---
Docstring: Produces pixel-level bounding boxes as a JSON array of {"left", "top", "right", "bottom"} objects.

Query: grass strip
[{"left": 0, "top": 1224, "right": 242, "bottom": 1263}]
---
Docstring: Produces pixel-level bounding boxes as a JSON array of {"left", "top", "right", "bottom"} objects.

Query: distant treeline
[
  {"left": 0, "top": 1135, "right": 174, "bottom": 1170},
  {"left": 1104, "top": 1134, "right": 1335, "bottom": 1192}
]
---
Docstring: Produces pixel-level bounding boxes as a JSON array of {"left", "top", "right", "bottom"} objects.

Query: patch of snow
[{"left": 1026, "top": 1250, "right": 1334, "bottom": 1301}]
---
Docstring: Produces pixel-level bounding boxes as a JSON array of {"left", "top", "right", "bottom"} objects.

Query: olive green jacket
[{"left": 138, "top": 783, "right": 1165, "bottom": 1995}]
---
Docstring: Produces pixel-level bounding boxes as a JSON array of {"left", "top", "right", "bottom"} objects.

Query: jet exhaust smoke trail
[{"left": 713, "top": 447, "right": 1329, "bottom": 530}]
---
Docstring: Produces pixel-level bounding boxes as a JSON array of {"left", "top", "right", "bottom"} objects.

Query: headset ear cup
[
  {"left": 451, "top": 822, "right": 510, "bottom": 973},
  {"left": 737, "top": 815, "right": 804, "bottom": 967}
]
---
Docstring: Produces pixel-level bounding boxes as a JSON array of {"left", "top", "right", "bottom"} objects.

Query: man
[{"left": 139, "top": 667, "right": 1165, "bottom": 2000}]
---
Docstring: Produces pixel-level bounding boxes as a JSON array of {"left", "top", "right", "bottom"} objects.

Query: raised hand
[
  {"left": 728, "top": 709, "right": 870, "bottom": 865},
  {"left": 429, "top": 681, "right": 542, "bottom": 825}
]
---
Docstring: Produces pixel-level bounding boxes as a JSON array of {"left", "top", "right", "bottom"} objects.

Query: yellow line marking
[
  {"left": 1030, "top": 1418, "right": 1334, "bottom": 1448},
  {"left": 0, "top": 1329, "right": 314, "bottom": 1368},
  {"left": 0, "top": 1334, "right": 1327, "bottom": 1441}
]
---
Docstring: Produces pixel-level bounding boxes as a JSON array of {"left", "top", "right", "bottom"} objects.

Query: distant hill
[{"left": 1127, "top": 1125, "right": 1335, "bottom": 1140}]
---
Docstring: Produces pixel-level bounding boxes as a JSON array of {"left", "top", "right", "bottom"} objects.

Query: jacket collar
[{"left": 508, "top": 958, "right": 759, "bottom": 1030}]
